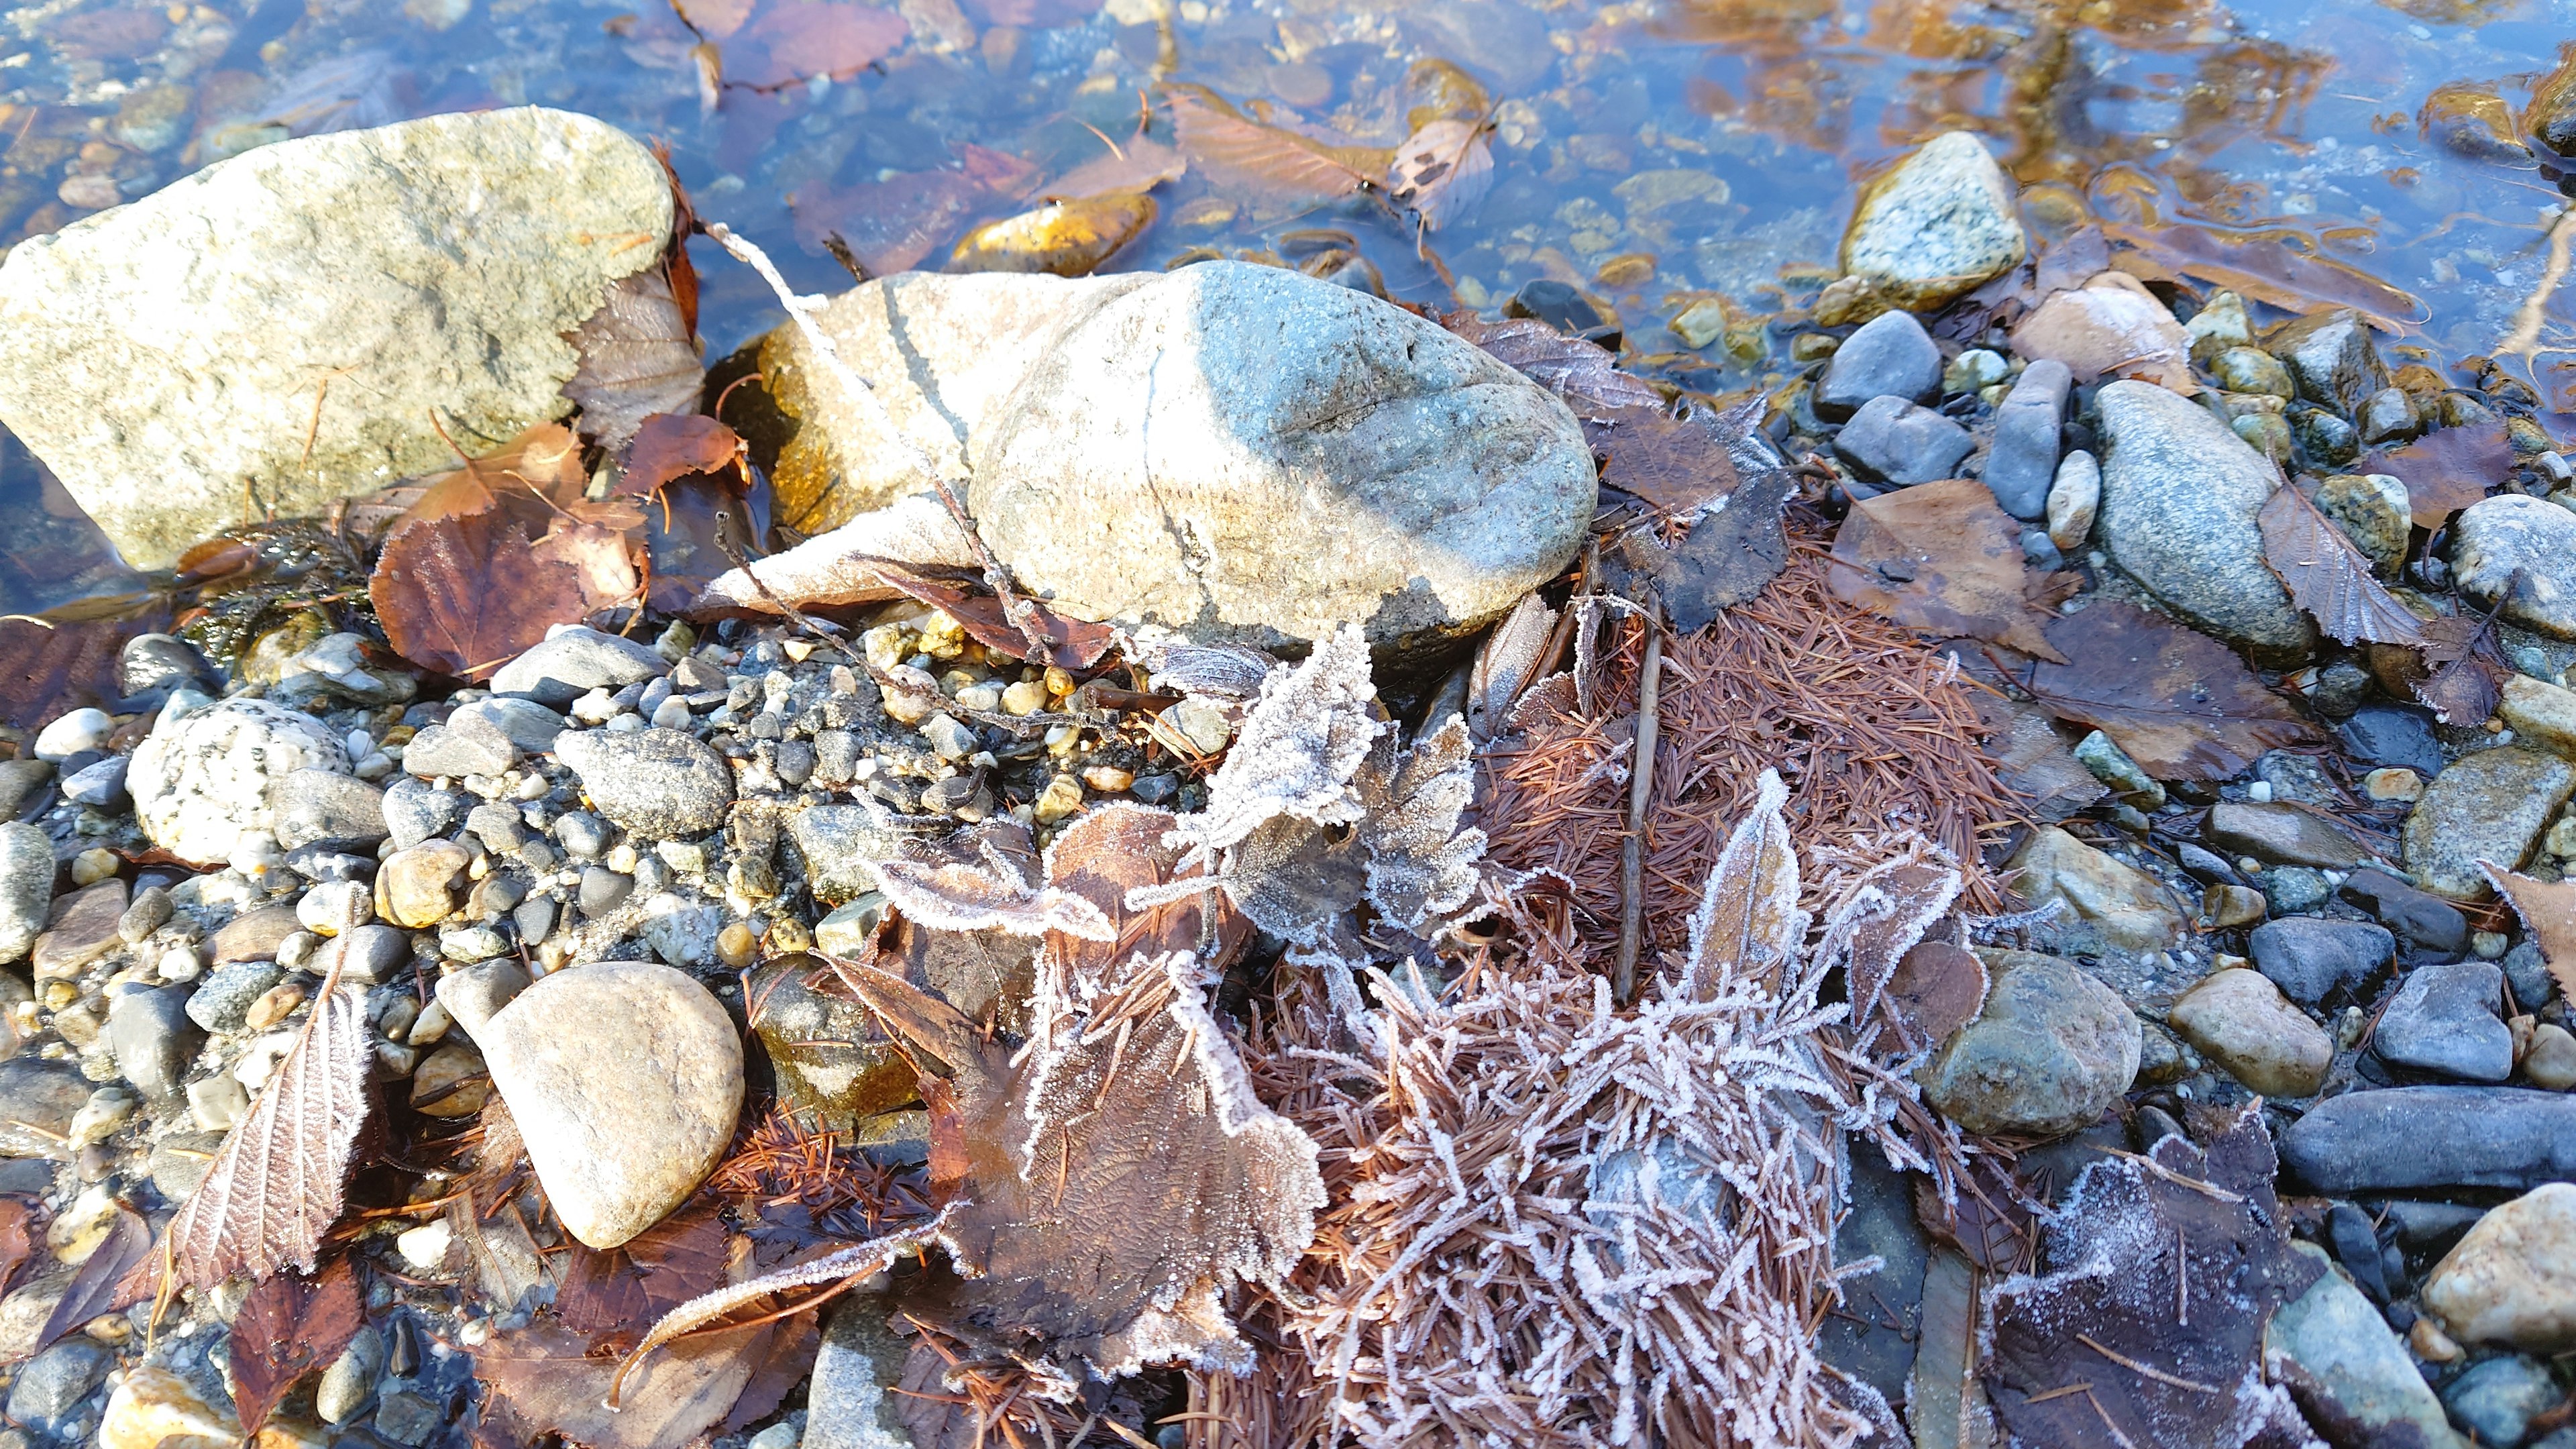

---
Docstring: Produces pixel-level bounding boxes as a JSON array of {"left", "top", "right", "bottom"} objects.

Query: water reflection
[{"left": 0, "top": 0, "right": 2570, "bottom": 593}]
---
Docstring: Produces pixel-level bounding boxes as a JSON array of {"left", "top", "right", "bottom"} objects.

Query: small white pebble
[
  {"left": 651, "top": 696, "right": 693, "bottom": 729},
  {"left": 343, "top": 729, "right": 374, "bottom": 758},
  {"left": 2246, "top": 781, "right": 2273, "bottom": 803},
  {"left": 397, "top": 1220, "right": 454, "bottom": 1271},
  {"left": 158, "top": 945, "right": 203, "bottom": 983},
  {"left": 458, "top": 1318, "right": 492, "bottom": 1347}
]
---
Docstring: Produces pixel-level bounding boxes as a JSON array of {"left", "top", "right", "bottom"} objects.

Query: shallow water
[{"left": 2, "top": 0, "right": 2574, "bottom": 612}]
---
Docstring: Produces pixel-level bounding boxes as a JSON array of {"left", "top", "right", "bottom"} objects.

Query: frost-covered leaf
[
  {"left": 1352, "top": 716, "right": 1487, "bottom": 932},
  {"left": 1882, "top": 942, "right": 1988, "bottom": 1055},
  {"left": 1146, "top": 642, "right": 1280, "bottom": 700},
  {"left": 169, "top": 983, "right": 371, "bottom": 1288},
  {"left": 877, "top": 826, "right": 1115, "bottom": 942},
  {"left": 2257, "top": 481, "right": 2424, "bottom": 647},
  {"left": 1039, "top": 803, "right": 1251, "bottom": 975},
  {"left": 1679, "top": 768, "right": 1805, "bottom": 998},
  {"left": 1216, "top": 815, "right": 1368, "bottom": 947},
  {"left": 1818, "top": 837, "right": 1964, "bottom": 1050},
  {"left": 1467, "top": 593, "right": 1556, "bottom": 742},
  {"left": 1983, "top": 1103, "right": 2324, "bottom": 1449},
  {"left": 1181, "top": 624, "right": 1385, "bottom": 859}
]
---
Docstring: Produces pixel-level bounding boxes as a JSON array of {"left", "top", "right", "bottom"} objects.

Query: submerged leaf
[
  {"left": 228, "top": 1256, "right": 364, "bottom": 1433},
  {"left": 2256, "top": 481, "right": 2424, "bottom": 646},
  {"left": 1045, "top": 136, "right": 1187, "bottom": 200},
  {"left": 948, "top": 193, "right": 1158, "bottom": 276},
  {"left": 2373, "top": 419, "right": 2510, "bottom": 529},
  {"left": 1603, "top": 467, "right": 1798, "bottom": 629},
  {"left": 168, "top": 983, "right": 371, "bottom": 1288},
  {"left": 724, "top": 0, "right": 910, "bottom": 89},
  {"left": 2410, "top": 613, "right": 2508, "bottom": 724},
  {"left": 2015, "top": 601, "right": 2320, "bottom": 781},
  {"left": 1385, "top": 117, "right": 1494, "bottom": 231},
  {"left": 2103, "top": 221, "right": 2426, "bottom": 331},
  {"left": 1591, "top": 404, "right": 1745, "bottom": 515},
  {"left": 491, "top": 1318, "right": 812, "bottom": 1449},
  {"left": 1827, "top": 479, "right": 2068, "bottom": 660},
  {"left": 1165, "top": 85, "right": 1389, "bottom": 202},
  {"left": 1442, "top": 313, "right": 1663, "bottom": 418}
]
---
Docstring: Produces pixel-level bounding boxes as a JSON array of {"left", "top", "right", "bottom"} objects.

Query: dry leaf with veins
[
  {"left": 169, "top": 979, "right": 371, "bottom": 1287},
  {"left": 1165, "top": 84, "right": 1389, "bottom": 202},
  {"left": 227, "top": 1255, "right": 364, "bottom": 1434},
  {"left": 1386, "top": 117, "right": 1494, "bottom": 230},
  {"left": 1828, "top": 479, "right": 2068, "bottom": 660},
  {"left": 2257, "top": 480, "right": 2425, "bottom": 646},
  {"left": 1682, "top": 767, "right": 1805, "bottom": 998},
  {"left": 875, "top": 827, "right": 1116, "bottom": 942},
  {"left": 1173, "top": 624, "right": 1385, "bottom": 860},
  {"left": 2482, "top": 863, "right": 2576, "bottom": 1003},
  {"left": 2015, "top": 600, "right": 2320, "bottom": 780},
  {"left": 1467, "top": 592, "right": 1556, "bottom": 742},
  {"left": 1442, "top": 313, "right": 1664, "bottom": 418},
  {"left": 564, "top": 264, "right": 702, "bottom": 453},
  {"left": 1815, "top": 834, "right": 1965, "bottom": 1051}
]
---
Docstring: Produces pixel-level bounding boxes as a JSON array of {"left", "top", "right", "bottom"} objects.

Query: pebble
[
  {"left": 2455, "top": 494, "right": 2576, "bottom": 640},
  {"left": 410, "top": 1042, "right": 488, "bottom": 1118},
  {"left": 2281, "top": 1086, "right": 2576, "bottom": 1193},
  {"left": 0, "top": 1059, "right": 87, "bottom": 1157},
  {"left": 2003, "top": 826, "right": 2185, "bottom": 953},
  {"left": 381, "top": 777, "right": 467, "bottom": 852},
  {"left": 2377, "top": 961, "right": 2513, "bottom": 1083},
  {"left": 156, "top": 945, "right": 202, "bottom": 983},
  {"left": 127, "top": 698, "right": 352, "bottom": 864},
  {"left": 433, "top": 958, "right": 530, "bottom": 1038},
  {"left": 2338, "top": 867, "right": 2470, "bottom": 955},
  {"left": 0, "top": 823, "right": 51, "bottom": 965},
  {"left": 2528, "top": 1024, "right": 2576, "bottom": 1089},
  {"left": 2268, "top": 307, "right": 2391, "bottom": 415},
  {"left": 2424, "top": 1183, "right": 2576, "bottom": 1355},
  {"left": 395, "top": 1220, "right": 453, "bottom": 1271},
  {"left": 2500, "top": 674, "right": 2576, "bottom": 763},
  {"left": 59, "top": 757, "right": 127, "bottom": 808},
  {"left": 2312, "top": 472, "right": 2412, "bottom": 578},
  {"left": 464, "top": 802, "right": 526, "bottom": 853},
  {"left": 576, "top": 867, "right": 634, "bottom": 918},
  {"left": 0, "top": 759, "right": 49, "bottom": 816},
  {"left": 790, "top": 802, "right": 915, "bottom": 905},
  {"left": 2362, "top": 767, "right": 2423, "bottom": 802},
  {"left": 488, "top": 627, "right": 670, "bottom": 708},
  {"left": 637, "top": 893, "right": 721, "bottom": 967},
  {"left": 186, "top": 1075, "right": 246, "bottom": 1131},
  {"left": 270, "top": 769, "right": 388, "bottom": 853},
  {"left": 2263, "top": 1242, "right": 2463, "bottom": 1449},
  {"left": 2205, "top": 800, "right": 2371, "bottom": 871},
  {"left": 715, "top": 922, "right": 756, "bottom": 969},
  {"left": 805, "top": 1297, "right": 917, "bottom": 1449},
  {"left": 1918, "top": 950, "right": 2139, "bottom": 1137},
  {"left": 31, "top": 710, "right": 113, "bottom": 765},
  {"left": 477, "top": 961, "right": 743, "bottom": 1249},
  {"left": 2340, "top": 703, "right": 2447, "bottom": 778},
  {"left": 399, "top": 713, "right": 518, "bottom": 780},
  {"left": 554, "top": 811, "right": 609, "bottom": 860},
  {"left": 377, "top": 841, "right": 470, "bottom": 928},
  {"left": 813, "top": 894, "right": 888, "bottom": 957},
  {"left": 2247, "top": 917, "right": 2393, "bottom": 1007},
  {"left": 186, "top": 963, "right": 283, "bottom": 1033},
  {"left": 99, "top": 1367, "right": 237, "bottom": 1449},
  {"left": 1981, "top": 360, "right": 2070, "bottom": 521},
  {"left": 297, "top": 879, "right": 372, "bottom": 936},
  {"left": 2404, "top": 746, "right": 2575, "bottom": 900},
  {"left": 1833, "top": 394, "right": 1972, "bottom": 486},
  {"left": 2211, "top": 345, "right": 2294, "bottom": 397},
  {"left": 105, "top": 985, "right": 202, "bottom": 1099},
  {"left": 6, "top": 1337, "right": 111, "bottom": 1434},
  {"left": 1836, "top": 130, "right": 2026, "bottom": 312},
  {"left": 551, "top": 727, "right": 733, "bottom": 839},
  {"left": 32, "top": 879, "right": 126, "bottom": 981},
  {"left": 315, "top": 1324, "right": 384, "bottom": 1425},
  {"left": 747, "top": 955, "right": 912, "bottom": 1132},
  {"left": 116, "top": 886, "right": 171, "bottom": 945},
  {"left": 2167, "top": 967, "right": 2333, "bottom": 1097},
  {"left": 1814, "top": 309, "right": 1939, "bottom": 420},
  {"left": 2094, "top": 379, "right": 2312, "bottom": 663},
  {"left": 66, "top": 1087, "right": 134, "bottom": 1148},
  {"left": 374, "top": 1387, "right": 441, "bottom": 1445},
  {"left": 920, "top": 713, "right": 978, "bottom": 761},
  {"left": 2440, "top": 1355, "right": 2558, "bottom": 1449}
]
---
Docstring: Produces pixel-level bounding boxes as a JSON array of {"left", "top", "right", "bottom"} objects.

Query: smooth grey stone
[
  {"left": 2442, "top": 1354, "right": 2557, "bottom": 1449},
  {"left": 2206, "top": 800, "right": 2371, "bottom": 870},
  {"left": 439, "top": 925, "right": 508, "bottom": 963},
  {"left": 58, "top": 756, "right": 127, "bottom": 808},
  {"left": 0, "top": 822, "right": 52, "bottom": 965},
  {"left": 2254, "top": 750, "right": 2342, "bottom": 809},
  {"left": 271, "top": 768, "right": 388, "bottom": 851},
  {"left": 577, "top": 868, "right": 633, "bottom": 918},
  {"left": 315, "top": 1324, "right": 384, "bottom": 1425},
  {"left": 2455, "top": 494, "right": 2576, "bottom": 641},
  {"left": 1833, "top": 394, "right": 1972, "bottom": 485},
  {"left": 513, "top": 895, "right": 556, "bottom": 945},
  {"left": 1837, "top": 131, "right": 2025, "bottom": 311},
  {"left": 2279, "top": 1087, "right": 2576, "bottom": 1193},
  {"left": 381, "top": 777, "right": 466, "bottom": 852},
  {"left": 775, "top": 737, "right": 816, "bottom": 789},
  {"left": 488, "top": 627, "right": 669, "bottom": 708},
  {"left": 551, "top": 728, "right": 732, "bottom": 839},
  {"left": 2359, "top": 386, "right": 2420, "bottom": 445},
  {"left": 464, "top": 803, "right": 527, "bottom": 853},
  {"left": 1815, "top": 309, "right": 1940, "bottom": 420},
  {"left": 117, "top": 633, "right": 213, "bottom": 697},
  {"left": 117, "top": 885, "right": 172, "bottom": 945},
  {"left": 2267, "top": 307, "right": 2391, "bottom": 416},
  {"left": 2095, "top": 378, "right": 2313, "bottom": 663},
  {"left": 0, "top": 760, "right": 50, "bottom": 818},
  {"left": 0, "top": 1060, "right": 85, "bottom": 1159},
  {"left": 813, "top": 729, "right": 860, "bottom": 787},
  {"left": 2263, "top": 1241, "right": 2461, "bottom": 1449},
  {"left": 1981, "top": 358, "right": 2070, "bottom": 519},
  {"left": 2381, "top": 1199, "right": 2487, "bottom": 1252},
  {"left": 447, "top": 696, "right": 566, "bottom": 755},
  {"left": 434, "top": 957, "right": 531, "bottom": 1039},
  {"left": 5, "top": 1338, "right": 110, "bottom": 1431},
  {"left": 315, "top": 924, "right": 409, "bottom": 985},
  {"left": 2404, "top": 746, "right": 2575, "bottom": 900},
  {"left": 2375, "top": 961, "right": 2512, "bottom": 1083},
  {"left": 149, "top": 1129, "right": 225, "bottom": 1199},
  {"left": 552, "top": 811, "right": 609, "bottom": 860},
  {"left": 2291, "top": 407, "right": 2359, "bottom": 466},
  {"left": 2249, "top": 918, "right": 2394, "bottom": 1006},
  {"left": 106, "top": 984, "right": 203, "bottom": 1099},
  {"left": 1816, "top": 1138, "right": 1927, "bottom": 1408},
  {"left": 1919, "top": 950, "right": 2140, "bottom": 1137},
  {"left": 790, "top": 800, "right": 921, "bottom": 906},
  {"left": 186, "top": 961, "right": 283, "bottom": 1033},
  {"left": 400, "top": 712, "right": 517, "bottom": 780},
  {"left": 2339, "top": 868, "right": 2470, "bottom": 955},
  {"left": 2338, "top": 704, "right": 2445, "bottom": 777},
  {"left": 2506, "top": 941, "right": 2559, "bottom": 1011},
  {"left": 283, "top": 847, "right": 373, "bottom": 883},
  {"left": 372, "top": 1387, "right": 443, "bottom": 1446}
]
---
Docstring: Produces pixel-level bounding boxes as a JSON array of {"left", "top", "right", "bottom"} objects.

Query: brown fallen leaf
[
  {"left": 168, "top": 981, "right": 371, "bottom": 1289},
  {"left": 947, "top": 193, "right": 1158, "bottom": 276},
  {"left": 1044, "top": 136, "right": 1187, "bottom": 201},
  {"left": 2414, "top": 612, "right": 2508, "bottom": 724},
  {"left": 2371, "top": 419, "right": 2510, "bottom": 529},
  {"left": 0, "top": 605, "right": 169, "bottom": 732},
  {"left": 2483, "top": 864, "right": 2576, "bottom": 1005},
  {"left": 1911, "top": 1155, "right": 2034, "bottom": 1275},
  {"left": 676, "top": 0, "right": 754, "bottom": 36},
  {"left": 1600, "top": 467, "right": 1797, "bottom": 630},
  {"left": 397, "top": 423, "right": 590, "bottom": 531},
  {"left": 482, "top": 1318, "right": 808, "bottom": 1449},
  {"left": 555, "top": 1199, "right": 733, "bottom": 1341},
  {"left": 1882, "top": 941, "right": 1990, "bottom": 1055},
  {"left": 2033, "top": 223, "right": 2111, "bottom": 302},
  {"left": 371, "top": 511, "right": 605, "bottom": 681},
  {"left": 29, "top": 1206, "right": 152, "bottom": 1361},
  {"left": 2104, "top": 220, "right": 2426, "bottom": 332},
  {"left": 564, "top": 264, "right": 704, "bottom": 455},
  {"left": 719, "top": 1311, "right": 822, "bottom": 1434},
  {"left": 621, "top": 413, "right": 748, "bottom": 500},
  {"left": 1681, "top": 769, "right": 1803, "bottom": 998},
  {"left": 1827, "top": 479, "right": 2068, "bottom": 660},
  {"left": 0, "top": 1197, "right": 37, "bottom": 1302},
  {"left": 722, "top": 0, "right": 910, "bottom": 89},
  {"left": 2256, "top": 479, "right": 2426, "bottom": 647},
  {"left": 857, "top": 557, "right": 1116, "bottom": 669},
  {"left": 1165, "top": 84, "right": 1389, "bottom": 203},
  {"left": 2013, "top": 600, "right": 2320, "bottom": 780},
  {"left": 1385, "top": 117, "right": 1494, "bottom": 231},
  {"left": 227, "top": 1254, "right": 365, "bottom": 1433},
  {"left": 1442, "top": 313, "right": 1663, "bottom": 419},
  {"left": 1591, "top": 405, "right": 1744, "bottom": 515},
  {"left": 1818, "top": 835, "right": 1967, "bottom": 1052},
  {"left": 2006, "top": 270, "right": 2193, "bottom": 392}
]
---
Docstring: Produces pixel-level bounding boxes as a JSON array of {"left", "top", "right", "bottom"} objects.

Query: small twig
[
  {"left": 928, "top": 477, "right": 1053, "bottom": 664},
  {"left": 1613, "top": 600, "right": 1664, "bottom": 1006},
  {"left": 2075, "top": 1334, "right": 2219, "bottom": 1395},
  {"left": 2500, "top": 206, "right": 2576, "bottom": 368},
  {"left": 2095, "top": 1147, "right": 2245, "bottom": 1203}
]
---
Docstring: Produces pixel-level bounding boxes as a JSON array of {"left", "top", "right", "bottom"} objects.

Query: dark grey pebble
[
  {"left": 2337, "top": 867, "right": 2469, "bottom": 955},
  {"left": 107, "top": 984, "right": 203, "bottom": 1099},
  {"left": 1833, "top": 394, "right": 1973, "bottom": 485},
  {"left": 382, "top": 777, "right": 468, "bottom": 851},
  {"left": 1815, "top": 310, "right": 1940, "bottom": 420},
  {"left": 272, "top": 769, "right": 388, "bottom": 852},
  {"left": 2375, "top": 961, "right": 2511, "bottom": 1083},
  {"left": 2280, "top": 1086, "right": 2576, "bottom": 1193},
  {"left": 2249, "top": 917, "right": 2394, "bottom": 1007}
]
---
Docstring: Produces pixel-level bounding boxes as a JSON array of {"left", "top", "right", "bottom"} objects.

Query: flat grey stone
[
  {"left": 2455, "top": 494, "right": 2576, "bottom": 641},
  {"left": 382, "top": 776, "right": 466, "bottom": 851},
  {"left": 790, "top": 801, "right": 920, "bottom": 906},
  {"left": 551, "top": 727, "right": 731, "bottom": 839},
  {"left": 400, "top": 712, "right": 517, "bottom": 780},
  {"left": 1815, "top": 309, "right": 1939, "bottom": 419},
  {"left": 2404, "top": 745, "right": 2575, "bottom": 900},
  {"left": 0, "top": 1060, "right": 87, "bottom": 1158},
  {"left": 2267, "top": 308, "right": 2391, "bottom": 416},
  {"left": 0, "top": 108, "right": 675, "bottom": 570},
  {"left": 1833, "top": 394, "right": 1972, "bottom": 485},
  {"left": 186, "top": 961, "right": 283, "bottom": 1033},
  {"left": 2442, "top": 1355, "right": 2557, "bottom": 1449},
  {"left": 60, "top": 756, "right": 127, "bottom": 807},
  {"left": 490, "top": 627, "right": 669, "bottom": 708},
  {"left": 5, "top": 1338, "right": 111, "bottom": 1432},
  {"left": 270, "top": 769, "right": 388, "bottom": 851},
  {"left": 448, "top": 696, "right": 566, "bottom": 754},
  {"left": 2205, "top": 800, "right": 2371, "bottom": 870},
  {"left": 2265, "top": 1242, "right": 2466, "bottom": 1449},
  {"left": 806, "top": 1297, "right": 916, "bottom": 1449},
  {"left": 2248, "top": 917, "right": 2394, "bottom": 1006},
  {"left": 2280, "top": 1087, "right": 2576, "bottom": 1193},
  {"left": 106, "top": 984, "right": 203, "bottom": 1099},
  {"left": 0, "top": 822, "right": 52, "bottom": 965},
  {"left": 313, "top": 924, "right": 409, "bottom": 985},
  {"left": 1981, "top": 359, "right": 2070, "bottom": 519},
  {"left": 2375, "top": 961, "right": 2512, "bottom": 1083}
]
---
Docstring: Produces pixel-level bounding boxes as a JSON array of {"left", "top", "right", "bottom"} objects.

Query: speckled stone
[{"left": 2404, "top": 746, "right": 2575, "bottom": 900}]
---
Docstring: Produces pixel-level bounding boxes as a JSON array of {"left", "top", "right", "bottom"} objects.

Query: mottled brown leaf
[
  {"left": 480, "top": 1319, "right": 796, "bottom": 1449},
  {"left": 1985, "top": 1104, "right": 2323, "bottom": 1449},
  {"left": 1040, "top": 802, "right": 1251, "bottom": 977},
  {"left": 2412, "top": 614, "right": 2506, "bottom": 724},
  {"left": 557, "top": 1200, "right": 733, "bottom": 1339},
  {"left": 530, "top": 519, "right": 641, "bottom": 612},
  {"left": 1591, "top": 405, "right": 1744, "bottom": 515},
  {"left": 1912, "top": 1157, "right": 2033, "bottom": 1275},
  {"left": 726, "top": 0, "right": 910, "bottom": 89},
  {"left": 621, "top": 414, "right": 746, "bottom": 499},
  {"left": 1386, "top": 117, "right": 1493, "bottom": 231},
  {"left": 2482, "top": 865, "right": 2576, "bottom": 1006},
  {"left": 228, "top": 1255, "right": 364, "bottom": 1432},
  {"left": 1680, "top": 769, "right": 1804, "bottom": 998},
  {"left": 2103, "top": 221, "right": 2426, "bottom": 332},
  {"left": 1884, "top": 940, "right": 1989, "bottom": 1053},
  {"left": 1165, "top": 84, "right": 1389, "bottom": 202},
  {"left": 1045, "top": 136, "right": 1187, "bottom": 200},
  {"left": 168, "top": 983, "right": 371, "bottom": 1289},
  {"left": 1441, "top": 313, "right": 1662, "bottom": 419},
  {"left": 1821, "top": 839, "right": 1966, "bottom": 1052},
  {"left": 1828, "top": 480, "right": 2068, "bottom": 660},
  {"left": 2017, "top": 601, "right": 2321, "bottom": 780},
  {"left": 371, "top": 511, "right": 600, "bottom": 681},
  {"left": 2257, "top": 480, "right": 2426, "bottom": 647},
  {"left": 1466, "top": 593, "right": 1556, "bottom": 741},
  {"left": 566, "top": 265, "right": 703, "bottom": 455},
  {"left": 857, "top": 557, "right": 1116, "bottom": 668},
  {"left": 1602, "top": 468, "right": 1796, "bottom": 629},
  {"left": 2373, "top": 419, "right": 2510, "bottom": 529},
  {"left": 29, "top": 1207, "right": 151, "bottom": 1360},
  {"left": 398, "top": 423, "right": 590, "bottom": 531},
  {"left": 718, "top": 1311, "right": 821, "bottom": 1434}
]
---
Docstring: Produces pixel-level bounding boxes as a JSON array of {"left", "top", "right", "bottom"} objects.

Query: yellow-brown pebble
[
  {"left": 1081, "top": 765, "right": 1135, "bottom": 793},
  {"left": 1034, "top": 774, "right": 1085, "bottom": 824},
  {"left": 716, "top": 921, "right": 757, "bottom": 969},
  {"left": 1001, "top": 680, "right": 1049, "bottom": 716}
]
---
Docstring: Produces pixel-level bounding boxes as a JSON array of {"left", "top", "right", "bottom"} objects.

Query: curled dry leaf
[
  {"left": 1827, "top": 478, "right": 2068, "bottom": 660},
  {"left": 371, "top": 510, "right": 606, "bottom": 681},
  {"left": 947, "top": 193, "right": 1159, "bottom": 276},
  {"left": 168, "top": 983, "right": 371, "bottom": 1289},
  {"left": 1164, "top": 84, "right": 1389, "bottom": 202},
  {"left": 1680, "top": 767, "right": 1805, "bottom": 998},
  {"left": 1984, "top": 1104, "right": 2324, "bottom": 1449},
  {"left": 694, "top": 493, "right": 981, "bottom": 614},
  {"left": 875, "top": 833, "right": 1117, "bottom": 941},
  {"left": 30, "top": 1205, "right": 152, "bottom": 1361},
  {"left": 227, "top": 1254, "right": 364, "bottom": 1433},
  {"left": 2410, "top": 613, "right": 2507, "bottom": 724},
  {"left": 1441, "top": 313, "right": 1663, "bottom": 419},
  {"left": 2006, "top": 270, "right": 2193, "bottom": 392},
  {"left": 2481, "top": 863, "right": 2576, "bottom": 1004},
  {"left": 397, "top": 422, "right": 590, "bottom": 529},
  {"left": 2012, "top": 600, "right": 2320, "bottom": 781},
  {"left": 1466, "top": 592, "right": 1557, "bottom": 741},
  {"left": 1385, "top": 117, "right": 1494, "bottom": 231},
  {"left": 1817, "top": 835, "right": 1967, "bottom": 1051},
  {"left": 621, "top": 413, "right": 747, "bottom": 499},
  {"left": 1600, "top": 466, "right": 1797, "bottom": 629},
  {"left": 859, "top": 557, "right": 1116, "bottom": 669},
  {"left": 2256, "top": 480, "right": 2425, "bottom": 646},
  {"left": 1879, "top": 941, "right": 1989, "bottom": 1057}
]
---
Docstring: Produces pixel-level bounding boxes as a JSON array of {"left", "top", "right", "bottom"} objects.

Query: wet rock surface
[{"left": 1836, "top": 131, "right": 2027, "bottom": 312}]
